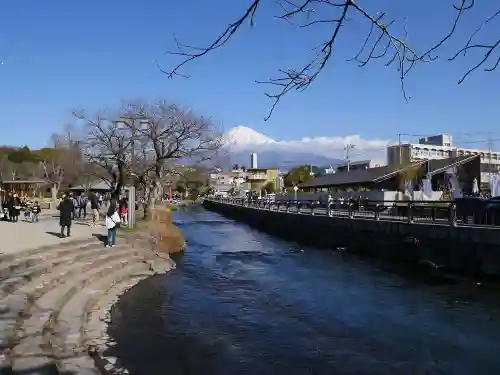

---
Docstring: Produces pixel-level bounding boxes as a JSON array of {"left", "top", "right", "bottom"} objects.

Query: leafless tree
[
  {"left": 73, "top": 101, "right": 221, "bottom": 217},
  {"left": 73, "top": 109, "right": 135, "bottom": 198},
  {"left": 37, "top": 125, "right": 84, "bottom": 202},
  {"left": 122, "top": 100, "right": 223, "bottom": 218},
  {"left": 160, "top": 0, "right": 499, "bottom": 120}
]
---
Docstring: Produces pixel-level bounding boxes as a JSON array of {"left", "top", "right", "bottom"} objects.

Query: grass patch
[{"left": 121, "top": 206, "right": 185, "bottom": 254}]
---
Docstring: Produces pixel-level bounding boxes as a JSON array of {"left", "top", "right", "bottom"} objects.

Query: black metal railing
[{"left": 205, "top": 196, "right": 500, "bottom": 228}]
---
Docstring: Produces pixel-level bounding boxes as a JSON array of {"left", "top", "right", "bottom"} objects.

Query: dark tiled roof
[
  {"left": 299, "top": 164, "right": 416, "bottom": 188},
  {"left": 300, "top": 154, "right": 479, "bottom": 188},
  {"left": 425, "top": 155, "right": 479, "bottom": 175}
]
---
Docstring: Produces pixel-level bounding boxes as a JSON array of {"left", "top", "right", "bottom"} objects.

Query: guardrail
[{"left": 205, "top": 197, "right": 500, "bottom": 228}]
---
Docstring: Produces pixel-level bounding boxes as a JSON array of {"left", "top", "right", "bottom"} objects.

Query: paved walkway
[
  {"left": 0, "top": 210, "right": 174, "bottom": 374},
  {"left": 0, "top": 211, "right": 107, "bottom": 256}
]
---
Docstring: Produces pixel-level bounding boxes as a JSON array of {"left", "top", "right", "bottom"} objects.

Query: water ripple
[{"left": 108, "top": 208, "right": 500, "bottom": 375}]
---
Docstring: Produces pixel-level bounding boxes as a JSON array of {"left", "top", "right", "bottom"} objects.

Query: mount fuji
[{"left": 222, "top": 126, "right": 390, "bottom": 171}]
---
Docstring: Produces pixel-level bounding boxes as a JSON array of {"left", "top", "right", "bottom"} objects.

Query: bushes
[{"left": 149, "top": 206, "right": 185, "bottom": 254}]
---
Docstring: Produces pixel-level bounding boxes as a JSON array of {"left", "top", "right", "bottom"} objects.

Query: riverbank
[
  {"left": 0, "top": 208, "right": 179, "bottom": 374},
  {"left": 89, "top": 207, "right": 184, "bottom": 373},
  {"left": 85, "top": 233, "right": 176, "bottom": 374}
]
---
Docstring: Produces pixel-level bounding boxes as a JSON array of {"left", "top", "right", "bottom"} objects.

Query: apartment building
[
  {"left": 209, "top": 171, "right": 247, "bottom": 194},
  {"left": 387, "top": 133, "right": 500, "bottom": 183}
]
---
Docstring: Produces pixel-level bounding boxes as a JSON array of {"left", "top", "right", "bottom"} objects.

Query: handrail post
[
  {"left": 407, "top": 202, "right": 414, "bottom": 224},
  {"left": 431, "top": 206, "right": 436, "bottom": 222},
  {"left": 449, "top": 202, "right": 457, "bottom": 227},
  {"left": 375, "top": 204, "right": 380, "bottom": 221},
  {"left": 311, "top": 203, "right": 315, "bottom": 215},
  {"left": 348, "top": 202, "right": 354, "bottom": 219},
  {"left": 297, "top": 202, "right": 301, "bottom": 214}
]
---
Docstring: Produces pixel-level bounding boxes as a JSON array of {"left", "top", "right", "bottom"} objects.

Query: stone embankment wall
[
  {"left": 203, "top": 200, "right": 500, "bottom": 278},
  {"left": 0, "top": 206, "right": 183, "bottom": 375}
]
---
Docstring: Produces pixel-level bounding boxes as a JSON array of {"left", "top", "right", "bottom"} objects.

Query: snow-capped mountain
[
  {"left": 224, "top": 126, "right": 275, "bottom": 148},
  {"left": 222, "top": 125, "right": 391, "bottom": 170}
]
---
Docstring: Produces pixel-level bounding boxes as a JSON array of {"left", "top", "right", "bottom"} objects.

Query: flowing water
[{"left": 108, "top": 207, "right": 500, "bottom": 375}]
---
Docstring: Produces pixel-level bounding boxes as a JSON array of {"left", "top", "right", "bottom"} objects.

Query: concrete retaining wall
[{"left": 203, "top": 200, "right": 500, "bottom": 278}]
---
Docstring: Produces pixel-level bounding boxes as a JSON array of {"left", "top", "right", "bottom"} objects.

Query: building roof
[
  {"left": 70, "top": 181, "right": 112, "bottom": 191},
  {"left": 299, "top": 154, "right": 479, "bottom": 189},
  {"left": 425, "top": 154, "right": 479, "bottom": 175},
  {"left": 71, "top": 180, "right": 134, "bottom": 191},
  {"left": 247, "top": 168, "right": 278, "bottom": 172},
  {"left": 333, "top": 159, "right": 373, "bottom": 168},
  {"left": 299, "top": 164, "right": 417, "bottom": 188}
]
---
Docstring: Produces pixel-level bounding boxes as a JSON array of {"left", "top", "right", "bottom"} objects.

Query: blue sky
[{"left": 1, "top": 0, "right": 499, "bottom": 152}]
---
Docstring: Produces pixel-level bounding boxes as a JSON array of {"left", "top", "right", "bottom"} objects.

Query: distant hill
[{"left": 228, "top": 150, "right": 340, "bottom": 172}]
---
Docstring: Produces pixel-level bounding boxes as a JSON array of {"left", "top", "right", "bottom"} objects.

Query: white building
[
  {"left": 322, "top": 160, "right": 382, "bottom": 175},
  {"left": 250, "top": 152, "right": 258, "bottom": 169},
  {"left": 387, "top": 133, "right": 500, "bottom": 184},
  {"left": 209, "top": 172, "right": 247, "bottom": 194}
]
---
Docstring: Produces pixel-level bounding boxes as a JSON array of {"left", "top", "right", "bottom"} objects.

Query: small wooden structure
[
  {"left": 69, "top": 181, "right": 131, "bottom": 195},
  {"left": 0, "top": 179, "right": 48, "bottom": 200}
]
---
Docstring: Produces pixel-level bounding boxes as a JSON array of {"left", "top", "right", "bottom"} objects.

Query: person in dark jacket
[
  {"left": 9, "top": 193, "right": 22, "bottom": 223},
  {"left": 58, "top": 193, "right": 74, "bottom": 237}
]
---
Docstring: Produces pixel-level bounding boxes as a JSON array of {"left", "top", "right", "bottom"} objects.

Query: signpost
[{"left": 127, "top": 186, "right": 136, "bottom": 228}]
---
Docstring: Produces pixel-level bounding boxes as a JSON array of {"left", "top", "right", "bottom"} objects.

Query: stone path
[{"left": 0, "top": 211, "right": 174, "bottom": 374}]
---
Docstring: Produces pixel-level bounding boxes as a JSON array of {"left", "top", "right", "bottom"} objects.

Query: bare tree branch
[
  {"left": 160, "top": 0, "right": 500, "bottom": 120},
  {"left": 121, "top": 100, "right": 223, "bottom": 216},
  {"left": 73, "top": 100, "right": 222, "bottom": 217},
  {"left": 72, "top": 109, "right": 136, "bottom": 197}
]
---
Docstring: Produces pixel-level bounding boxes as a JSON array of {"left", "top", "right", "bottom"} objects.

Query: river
[{"left": 107, "top": 206, "right": 500, "bottom": 375}]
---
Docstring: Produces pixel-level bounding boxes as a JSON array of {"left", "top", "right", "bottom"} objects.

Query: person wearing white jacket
[{"left": 105, "top": 199, "right": 120, "bottom": 248}]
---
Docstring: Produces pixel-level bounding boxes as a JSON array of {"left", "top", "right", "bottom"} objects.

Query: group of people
[
  {"left": 57, "top": 191, "right": 129, "bottom": 247},
  {"left": 1, "top": 192, "right": 42, "bottom": 223}
]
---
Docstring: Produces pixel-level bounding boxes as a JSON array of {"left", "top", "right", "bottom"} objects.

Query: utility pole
[
  {"left": 488, "top": 134, "right": 493, "bottom": 187},
  {"left": 398, "top": 133, "right": 402, "bottom": 166},
  {"left": 344, "top": 144, "right": 355, "bottom": 172}
]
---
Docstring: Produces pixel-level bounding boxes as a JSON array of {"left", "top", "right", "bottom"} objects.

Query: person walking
[
  {"left": 90, "top": 192, "right": 100, "bottom": 227},
  {"left": 119, "top": 197, "right": 128, "bottom": 226},
  {"left": 57, "top": 193, "right": 74, "bottom": 237},
  {"left": 78, "top": 192, "right": 88, "bottom": 219},
  {"left": 105, "top": 199, "right": 120, "bottom": 248},
  {"left": 10, "top": 193, "right": 22, "bottom": 223},
  {"left": 72, "top": 194, "right": 79, "bottom": 219},
  {"left": 32, "top": 201, "right": 42, "bottom": 223}
]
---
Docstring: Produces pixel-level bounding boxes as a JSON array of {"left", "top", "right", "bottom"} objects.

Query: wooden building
[
  {"left": 0, "top": 179, "right": 48, "bottom": 200},
  {"left": 299, "top": 155, "right": 481, "bottom": 194}
]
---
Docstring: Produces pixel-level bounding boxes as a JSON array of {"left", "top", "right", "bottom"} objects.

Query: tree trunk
[
  {"left": 142, "top": 183, "right": 155, "bottom": 221},
  {"left": 51, "top": 183, "right": 59, "bottom": 209}
]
